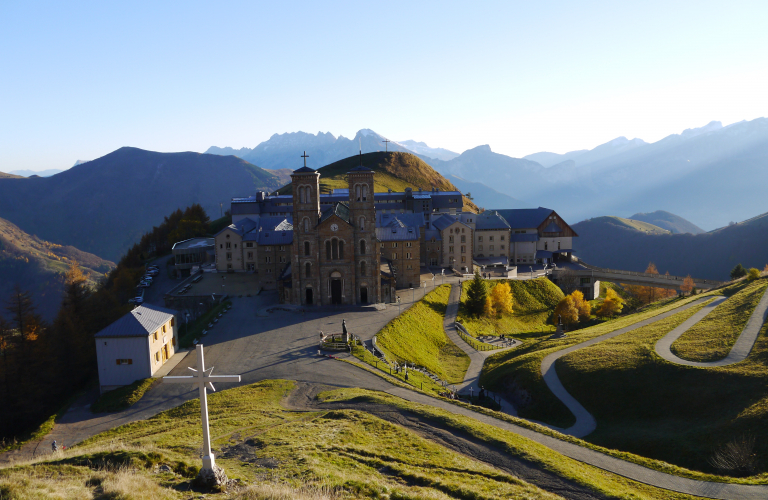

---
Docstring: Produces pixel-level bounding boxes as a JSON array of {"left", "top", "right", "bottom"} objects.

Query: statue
[{"left": 342, "top": 319, "right": 348, "bottom": 342}]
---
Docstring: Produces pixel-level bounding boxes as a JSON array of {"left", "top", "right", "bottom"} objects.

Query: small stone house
[{"left": 94, "top": 304, "right": 179, "bottom": 394}]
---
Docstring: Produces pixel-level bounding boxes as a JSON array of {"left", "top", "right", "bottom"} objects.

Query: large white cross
[{"left": 163, "top": 344, "right": 241, "bottom": 471}]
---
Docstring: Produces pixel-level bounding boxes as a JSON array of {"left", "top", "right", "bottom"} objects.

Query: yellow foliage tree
[
  {"left": 596, "top": 288, "right": 625, "bottom": 318},
  {"left": 554, "top": 296, "right": 579, "bottom": 326},
  {"left": 747, "top": 268, "right": 761, "bottom": 282},
  {"left": 680, "top": 275, "right": 694, "bottom": 295},
  {"left": 570, "top": 290, "right": 591, "bottom": 321},
  {"left": 489, "top": 282, "right": 514, "bottom": 316}
]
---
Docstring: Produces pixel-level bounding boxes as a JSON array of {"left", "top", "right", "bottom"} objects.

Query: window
[
  {"left": 392, "top": 242, "right": 398, "bottom": 248},
  {"left": 392, "top": 253, "right": 398, "bottom": 259},
  {"left": 361, "top": 261, "right": 367, "bottom": 276},
  {"left": 478, "top": 236, "right": 483, "bottom": 242},
  {"left": 154, "top": 331, "right": 158, "bottom": 341},
  {"left": 247, "top": 251, "right": 253, "bottom": 259},
  {"left": 406, "top": 252, "right": 412, "bottom": 259},
  {"left": 406, "top": 241, "right": 412, "bottom": 247},
  {"left": 544, "top": 242, "right": 548, "bottom": 250},
  {"left": 162, "top": 325, "right": 166, "bottom": 333},
  {"left": 501, "top": 245, "right": 505, "bottom": 250},
  {"left": 171, "top": 318, "right": 174, "bottom": 327},
  {"left": 449, "top": 236, "right": 454, "bottom": 243},
  {"left": 449, "top": 246, "right": 454, "bottom": 253},
  {"left": 279, "top": 245, "right": 285, "bottom": 251},
  {"left": 362, "top": 184, "right": 368, "bottom": 201},
  {"left": 558, "top": 241, "right": 561, "bottom": 250},
  {"left": 155, "top": 352, "right": 160, "bottom": 363},
  {"left": 280, "top": 256, "right": 286, "bottom": 263},
  {"left": 461, "top": 245, "right": 466, "bottom": 253},
  {"left": 116, "top": 359, "right": 132, "bottom": 365},
  {"left": 220, "top": 244, "right": 223, "bottom": 248},
  {"left": 355, "top": 184, "right": 361, "bottom": 201},
  {"left": 478, "top": 245, "right": 483, "bottom": 251},
  {"left": 305, "top": 262, "right": 311, "bottom": 278},
  {"left": 359, "top": 216, "right": 366, "bottom": 230},
  {"left": 489, "top": 236, "right": 494, "bottom": 241},
  {"left": 489, "top": 245, "right": 494, "bottom": 251},
  {"left": 246, "top": 242, "right": 253, "bottom": 248},
  {"left": 226, "top": 242, "right": 231, "bottom": 249},
  {"left": 265, "top": 256, "right": 272, "bottom": 263},
  {"left": 360, "top": 240, "right": 366, "bottom": 255},
  {"left": 326, "top": 240, "right": 331, "bottom": 260},
  {"left": 461, "top": 256, "right": 466, "bottom": 263},
  {"left": 461, "top": 235, "right": 466, "bottom": 243},
  {"left": 462, "top": 228, "right": 465, "bottom": 233},
  {"left": 267, "top": 268, "right": 272, "bottom": 274},
  {"left": 234, "top": 244, "right": 237, "bottom": 248},
  {"left": 303, "top": 218, "right": 309, "bottom": 233},
  {"left": 226, "top": 252, "right": 232, "bottom": 261},
  {"left": 304, "top": 241, "right": 310, "bottom": 256},
  {"left": 380, "top": 243, "right": 384, "bottom": 248}
]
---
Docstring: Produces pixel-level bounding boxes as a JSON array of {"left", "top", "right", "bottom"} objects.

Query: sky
[{"left": 2, "top": 1, "right": 768, "bottom": 171}]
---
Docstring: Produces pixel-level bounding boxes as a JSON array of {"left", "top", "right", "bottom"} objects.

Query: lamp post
[
  {"left": 529, "top": 266, "right": 533, "bottom": 279},
  {"left": 432, "top": 275, "right": 436, "bottom": 290},
  {"left": 422, "top": 281, "right": 427, "bottom": 298},
  {"left": 410, "top": 287, "right": 414, "bottom": 303},
  {"left": 397, "top": 296, "right": 401, "bottom": 315},
  {"left": 441, "top": 269, "right": 445, "bottom": 285}
]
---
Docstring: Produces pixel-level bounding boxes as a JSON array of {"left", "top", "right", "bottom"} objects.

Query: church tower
[
  {"left": 348, "top": 158, "right": 381, "bottom": 304},
  {"left": 291, "top": 152, "right": 321, "bottom": 305}
]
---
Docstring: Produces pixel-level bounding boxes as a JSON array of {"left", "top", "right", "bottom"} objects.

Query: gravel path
[{"left": 655, "top": 286, "right": 768, "bottom": 367}]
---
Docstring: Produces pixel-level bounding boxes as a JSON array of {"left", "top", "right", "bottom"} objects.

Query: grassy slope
[
  {"left": 4, "top": 380, "right": 568, "bottom": 500},
  {"left": 457, "top": 278, "right": 563, "bottom": 339},
  {"left": 671, "top": 280, "right": 768, "bottom": 361},
  {"left": 595, "top": 216, "right": 671, "bottom": 234},
  {"left": 0, "top": 172, "right": 24, "bottom": 179},
  {"left": 90, "top": 379, "right": 157, "bottom": 413},
  {"left": 275, "top": 152, "right": 479, "bottom": 213},
  {"left": 375, "top": 285, "right": 470, "bottom": 384},
  {"left": 4, "top": 380, "right": 727, "bottom": 499},
  {"left": 480, "top": 293, "right": 709, "bottom": 428},
  {"left": 553, "top": 277, "right": 768, "bottom": 474}
]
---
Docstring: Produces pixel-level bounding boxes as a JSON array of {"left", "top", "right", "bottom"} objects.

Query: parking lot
[{"left": 176, "top": 272, "right": 262, "bottom": 298}]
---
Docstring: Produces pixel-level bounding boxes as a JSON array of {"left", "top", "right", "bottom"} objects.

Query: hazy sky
[{"left": 2, "top": 1, "right": 767, "bottom": 171}]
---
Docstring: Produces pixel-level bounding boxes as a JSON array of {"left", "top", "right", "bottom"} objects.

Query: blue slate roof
[
  {"left": 431, "top": 214, "right": 457, "bottom": 231},
  {"left": 257, "top": 216, "right": 294, "bottom": 245},
  {"left": 293, "top": 166, "right": 316, "bottom": 173},
  {"left": 94, "top": 304, "right": 177, "bottom": 338},
  {"left": 375, "top": 227, "right": 419, "bottom": 241},
  {"left": 376, "top": 212, "right": 425, "bottom": 228},
  {"left": 475, "top": 211, "right": 511, "bottom": 230},
  {"left": 495, "top": 207, "right": 554, "bottom": 229},
  {"left": 510, "top": 233, "right": 539, "bottom": 242}
]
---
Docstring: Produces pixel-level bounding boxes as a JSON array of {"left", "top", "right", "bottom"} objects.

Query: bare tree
[
  {"left": 709, "top": 435, "right": 757, "bottom": 476},
  {"left": 556, "top": 269, "right": 580, "bottom": 295}
]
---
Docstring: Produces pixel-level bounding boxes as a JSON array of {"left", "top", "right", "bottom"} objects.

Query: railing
[
  {"left": 567, "top": 262, "right": 726, "bottom": 286},
  {"left": 455, "top": 322, "right": 503, "bottom": 351}
]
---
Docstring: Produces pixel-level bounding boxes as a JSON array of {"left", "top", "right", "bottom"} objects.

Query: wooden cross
[
  {"left": 301, "top": 151, "right": 309, "bottom": 167},
  {"left": 163, "top": 344, "right": 241, "bottom": 472},
  {"left": 382, "top": 139, "right": 390, "bottom": 152}
]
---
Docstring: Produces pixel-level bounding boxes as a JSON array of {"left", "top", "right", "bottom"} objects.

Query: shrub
[{"left": 747, "top": 268, "right": 761, "bottom": 282}]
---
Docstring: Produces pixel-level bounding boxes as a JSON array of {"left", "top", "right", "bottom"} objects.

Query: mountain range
[
  {"left": 9, "top": 168, "right": 65, "bottom": 177},
  {"left": 0, "top": 148, "right": 287, "bottom": 261},
  {"left": 572, "top": 210, "right": 768, "bottom": 281},
  {"left": 0, "top": 216, "right": 114, "bottom": 320}
]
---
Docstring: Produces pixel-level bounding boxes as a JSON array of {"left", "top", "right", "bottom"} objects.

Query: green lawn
[
  {"left": 555, "top": 278, "right": 768, "bottom": 475},
  {"left": 457, "top": 278, "right": 563, "bottom": 340},
  {"left": 671, "top": 280, "right": 768, "bottom": 362},
  {"left": 480, "top": 292, "right": 709, "bottom": 428},
  {"left": 91, "top": 378, "right": 158, "bottom": 413},
  {"left": 375, "top": 284, "right": 470, "bottom": 384}
]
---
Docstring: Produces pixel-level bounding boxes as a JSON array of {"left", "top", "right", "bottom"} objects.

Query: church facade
[{"left": 212, "top": 155, "right": 580, "bottom": 305}]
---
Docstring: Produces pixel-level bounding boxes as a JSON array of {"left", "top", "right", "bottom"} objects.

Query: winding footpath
[
  {"left": 655, "top": 286, "right": 768, "bottom": 367},
  {"left": 441, "top": 284, "right": 520, "bottom": 414}
]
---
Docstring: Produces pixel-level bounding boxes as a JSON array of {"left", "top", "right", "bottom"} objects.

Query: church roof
[
  {"left": 320, "top": 202, "right": 351, "bottom": 224},
  {"left": 293, "top": 166, "right": 316, "bottom": 174},
  {"left": 94, "top": 304, "right": 177, "bottom": 338},
  {"left": 349, "top": 164, "right": 372, "bottom": 172}
]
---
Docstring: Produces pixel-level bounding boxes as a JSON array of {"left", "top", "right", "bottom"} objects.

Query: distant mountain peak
[{"left": 681, "top": 121, "right": 723, "bottom": 138}]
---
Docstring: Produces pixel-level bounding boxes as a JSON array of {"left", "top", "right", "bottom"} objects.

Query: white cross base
[{"left": 163, "top": 344, "right": 241, "bottom": 471}]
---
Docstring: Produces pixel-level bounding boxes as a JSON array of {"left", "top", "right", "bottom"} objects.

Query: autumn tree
[
  {"left": 623, "top": 262, "right": 676, "bottom": 305},
  {"left": 570, "top": 290, "right": 592, "bottom": 321},
  {"left": 596, "top": 288, "right": 625, "bottom": 318},
  {"left": 554, "top": 296, "right": 579, "bottom": 327},
  {"left": 465, "top": 272, "right": 487, "bottom": 316},
  {"left": 680, "top": 275, "right": 694, "bottom": 295},
  {"left": 747, "top": 268, "right": 761, "bottom": 282},
  {"left": 489, "top": 282, "right": 514, "bottom": 317}
]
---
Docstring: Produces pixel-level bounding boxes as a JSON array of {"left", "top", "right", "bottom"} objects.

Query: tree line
[{"left": 0, "top": 205, "right": 215, "bottom": 442}]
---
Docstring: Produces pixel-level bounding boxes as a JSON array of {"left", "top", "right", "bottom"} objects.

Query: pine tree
[
  {"left": 731, "top": 263, "right": 747, "bottom": 280},
  {"left": 465, "top": 272, "right": 487, "bottom": 316}
]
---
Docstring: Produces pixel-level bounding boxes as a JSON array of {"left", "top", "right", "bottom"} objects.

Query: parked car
[
  {"left": 142, "top": 276, "right": 153, "bottom": 282},
  {"left": 192, "top": 274, "right": 203, "bottom": 283},
  {"left": 138, "top": 281, "right": 151, "bottom": 288},
  {"left": 146, "top": 269, "right": 159, "bottom": 276},
  {"left": 129, "top": 296, "right": 145, "bottom": 305}
]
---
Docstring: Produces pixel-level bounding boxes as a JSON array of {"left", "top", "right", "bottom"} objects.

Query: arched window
[
  {"left": 332, "top": 239, "right": 338, "bottom": 260},
  {"left": 303, "top": 218, "right": 309, "bottom": 233},
  {"left": 360, "top": 240, "right": 366, "bottom": 255},
  {"left": 304, "top": 241, "right": 310, "bottom": 256},
  {"left": 326, "top": 240, "right": 332, "bottom": 260},
  {"left": 355, "top": 185, "right": 361, "bottom": 201},
  {"left": 362, "top": 184, "right": 368, "bottom": 201},
  {"left": 359, "top": 216, "right": 365, "bottom": 231},
  {"left": 338, "top": 240, "right": 344, "bottom": 259},
  {"left": 305, "top": 262, "right": 311, "bottom": 278},
  {"left": 361, "top": 261, "right": 367, "bottom": 276}
]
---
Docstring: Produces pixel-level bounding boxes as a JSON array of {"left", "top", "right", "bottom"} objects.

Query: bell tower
[
  {"left": 291, "top": 151, "right": 321, "bottom": 305},
  {"left": 348, "top": 154, "right": 380, "bottom": 304}
]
